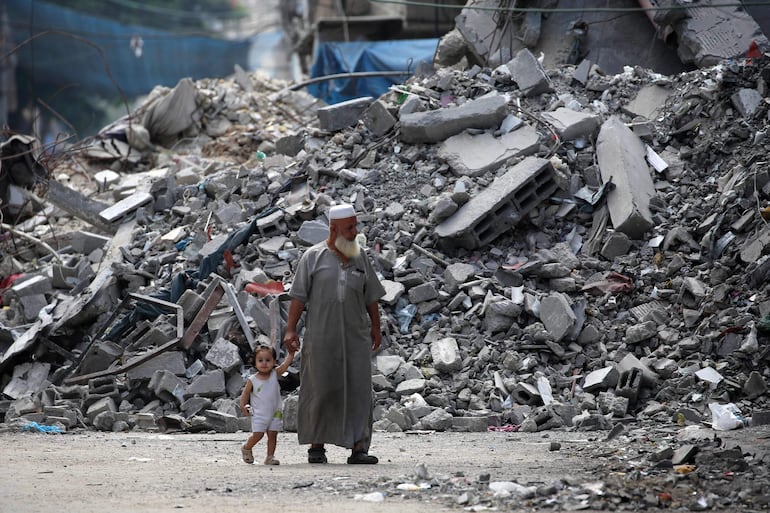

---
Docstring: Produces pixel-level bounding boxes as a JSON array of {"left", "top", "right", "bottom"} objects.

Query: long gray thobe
[{"left": 288, "top": 242, "right": 385, "bottom": 450}]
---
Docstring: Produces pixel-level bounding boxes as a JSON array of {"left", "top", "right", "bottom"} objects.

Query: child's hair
[{"left": 254, "top": 345, "right": 277, "bottom": 360}]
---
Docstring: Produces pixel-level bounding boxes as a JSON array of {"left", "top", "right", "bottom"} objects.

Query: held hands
[{"left": 283, "top": 329, "right": 300, "bottom": 353}]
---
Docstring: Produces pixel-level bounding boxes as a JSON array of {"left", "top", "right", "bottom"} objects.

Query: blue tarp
[
  {"left": 7, "top": 0, "right": 251, "bottom": 97},
  {"left": 308, "top": 39, "right": 439, "bottom": 105}
]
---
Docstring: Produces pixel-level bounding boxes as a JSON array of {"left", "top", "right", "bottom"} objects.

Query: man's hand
[
  {"left": 371, "top": 327, "right": 382, "bottom": 352},
  {"left": 284, "top": 329, "right": 300, "bottom": 352}
]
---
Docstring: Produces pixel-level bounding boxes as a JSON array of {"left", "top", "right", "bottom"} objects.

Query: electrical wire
[{"left": 370, "top": 0, "right": 770, "bottom": 13}]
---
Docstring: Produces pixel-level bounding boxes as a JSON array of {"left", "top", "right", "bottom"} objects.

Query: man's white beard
[{"left": 335, "top": 235, "right": 361, "bottom": 258}]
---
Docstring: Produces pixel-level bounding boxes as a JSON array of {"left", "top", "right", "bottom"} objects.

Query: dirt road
[
  {"left": 2, "top": 430, "right": 603, "bottom": 513},
  {"left": 3, "top": 426, "right": 767, "bottom": 513}
]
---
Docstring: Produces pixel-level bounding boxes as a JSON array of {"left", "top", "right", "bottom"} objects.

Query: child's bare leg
[
  {"left": 264, "top": 431, "right": 279, "bottom": 465},
  {"left": 245, "top": 432, "right": 264, "bottom": 450}
]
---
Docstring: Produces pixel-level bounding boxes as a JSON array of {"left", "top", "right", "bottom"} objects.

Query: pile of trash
[{"left": 1, "top": 41, "right": 770, "bottom": 509}]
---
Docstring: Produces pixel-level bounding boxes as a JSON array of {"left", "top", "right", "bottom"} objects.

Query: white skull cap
[{"left": 328, "top": 203, "right": 356, "bottom": 220}]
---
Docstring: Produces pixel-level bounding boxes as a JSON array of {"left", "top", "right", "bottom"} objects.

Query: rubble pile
[{"left": 1, "top": 45, "right": 770, "bottom": 509}]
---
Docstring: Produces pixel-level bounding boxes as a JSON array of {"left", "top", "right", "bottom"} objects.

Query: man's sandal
[
  {"left": 241, "top": 445, "right": 254, "bottom": 464},
  {"left": 347, "top": 451, "right": 378, "bottom": 464},
  {"left": 307, "top": 447, "right": 327, "bottom": 464}
]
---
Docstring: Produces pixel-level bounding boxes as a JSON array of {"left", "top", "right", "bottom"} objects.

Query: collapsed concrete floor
[{"left": 1, "top": 35, "right": 770, "bottom": 512}]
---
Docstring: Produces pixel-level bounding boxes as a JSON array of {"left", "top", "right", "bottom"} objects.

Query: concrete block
[
  {"left": 8, "top": 275, "right": 52, "bottom": 297},
  {"left": 598, "top": 392, "right": 628, "bottom": 417},
  {"left": 149, "top": 370, "right": 187, "bottom": 403},
  {"left": 444, "top": 263, "right": 476, "bottom": 294},
  {"left": 511, "top": 381, "right": 541, "bottom": 405},
  {"left": 205, "top": 338, "right": 243, "bottom": 373},
  {"left": 625, "top": 320, "right": 658, "bottom": 344},
  {"left": 363, "top": 99, "right": 397, "bottom": 136},
  {"left": 506, "top": 48, "right": 553, "bottom": 96},
  {"left": 395, "top": 378, "right": 427, "bottom": 395},
  {"left": 399, "top": 94, "right": 508, "bottom": 144},
  {"left": 430, "top": 337, "right": 462, "bottom": 373},
  {"left": 752, "top": 410, "right": 770, "bottom": 426},
  {"left": 256, "top": 209, "right": 287, "bottom": 237},
  {"left": 597, "top": 116, "right": 656, "bottom": 239},
  {"left": 20, "top": 294, "right": 47, "bottom": 321},
  {"left": 99, "top": 191, "right": 153, "bottom": 223},
  {"left": 380, "top": 280, "right": 405, "bottom": 306},
  {"left": 623, "top": 84, "right": 672, "bottom": 120},
  {"left": 437, "top": 126, "right": 539, "bottom": 177},
  {"left": 743, "top": 371, "right": 767, "bottom": 399},
  {"left": 184, "top": 369, "right": 226, "bottom": 399},
  {"left": 540, "top": 107, "right": 601, "bottom": 141},
  {"left": 583, "top": 366, "right": 619, "bottom": 393},
  {"left": 540, "top": 292, "right": 576, "bottom": 342},
  {"left": 615, "top": 367, "right": 643, "bottom": 405},
  {"left": 317, "top": 96, "right": 373, "bottom": 132},
  {"left": 375, "top": 355, "right": 404, "bottom": 377},
  {"left": 435, "top": 157, "right": 558, "bottom": 249},
  {"left": 177, "top": 289, "right": 204, "bottom": 324},
  {"left": 572, "top": 59, "right": 592, "bottom": 86},
  {"left": 70, "top": 230, "right": 110, "bottom": 254},
  {"left": 78, "top": 340, "right": 122, "bottom": 375},
  {"left": 86, "top": 396, "right": 116, "bottom": 423},
  {"left": 296, "top": 220, "right": 329, "bottom": 246},
  {"left": 600, "top": 231, "right": 632, "bottom": 259},
  {"left": 408, "top": 282, "right": 438, "bottom": 303},
  {"left": 451, "top": 416, "right": 492, "bottom": 432},
  {"left": 275, "top": 133, "right": 305, "bottom": 156},
  {"left": 201, "top": 409, "right": 240, "bottom": 433},
  {"left": 213, "top": 203, "right": 244, "bottom": 227},
  {"left": 2, "top": 362, "right": 51, "bottom": 400},
  {"left": 126, "top": 351, "right": 187, "bottom": 381},
  {"left": 417, "top": 409, "right": 453, "bottom": 431},
  {"left": 398, "top": 94, "right": 425, "bottom": 116},
  {"left": 180, "top": 396, "right": 212, "bottom": 417},
  {"left": 617, "top": 353, "right": 658, "bottom": 387}
]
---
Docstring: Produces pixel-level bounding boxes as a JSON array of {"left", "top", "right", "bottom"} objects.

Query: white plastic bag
[{"left": 708, "top": 402, "right": 745, "bottom": 431}]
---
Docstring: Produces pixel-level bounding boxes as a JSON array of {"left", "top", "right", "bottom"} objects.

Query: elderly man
[{"left": 283, "top": 203, "right": 386, "bottom": 464}]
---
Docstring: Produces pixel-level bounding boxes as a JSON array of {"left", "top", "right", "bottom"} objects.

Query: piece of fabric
[
  {"left": 248, "top": 369, "right": 283, "bottom": 433},
  {"left": 289, "top": 242, "right": 385, "bottom": 450}
]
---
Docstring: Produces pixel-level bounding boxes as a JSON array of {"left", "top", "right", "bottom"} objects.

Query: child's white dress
[{"left": 248, "top": 369, "right": 283, "bottom": 432}]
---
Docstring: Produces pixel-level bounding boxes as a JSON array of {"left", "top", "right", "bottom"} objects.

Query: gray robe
[{"left": 288, "top": 242, "right": 385, "bottom": 450}]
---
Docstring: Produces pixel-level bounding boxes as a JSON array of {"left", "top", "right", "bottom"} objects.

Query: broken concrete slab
[
  {"left": 540, "top": 107, "right": 601, "bottom": 142},
  {"left": 399, "top": 94, "right": 509, "bottom": 144},
  {"left": 317, "top": 96, "right": 373, "bottom": 132},
  {"left": 506, "top": 48, "right": 554, "bottom": 96},
  {"left": 668, "top": 1, "right": 770, "bottom": 67},
  {"left": 437, "top": 125, "right": 539, "bottom": 177},
  {"left": 596, "top": 116, "right": 656, "bottom": 239},
  {"left": 623, "top": 84, "right": 672, "bottom": 121}
]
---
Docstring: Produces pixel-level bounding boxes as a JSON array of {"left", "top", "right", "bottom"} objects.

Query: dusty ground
[
  {"left": 3, "top": 427, "right": 767, "bottom": 513},
  {"left": 1, "top": 430, "right": 602, "bottom": 513}
]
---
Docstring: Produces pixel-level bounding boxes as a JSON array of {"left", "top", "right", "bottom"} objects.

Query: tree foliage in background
[{"left": 45, "top": 0, "right": 247, "bottom": 32}]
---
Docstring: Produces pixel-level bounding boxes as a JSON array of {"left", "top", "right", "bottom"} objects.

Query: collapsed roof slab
[
  {"left": 455, "top": 0, "right": 687, "bottom": 76},
  {"left": 665, "top": 0, "right": 770, "bottom": 68},
  {"left": 596, "top": 116, "right": 656, "bottom": 240}
]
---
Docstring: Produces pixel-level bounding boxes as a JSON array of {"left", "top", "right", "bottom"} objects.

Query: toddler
[{"left": 239, "top": 345, "right": 295, "bottom": 465}]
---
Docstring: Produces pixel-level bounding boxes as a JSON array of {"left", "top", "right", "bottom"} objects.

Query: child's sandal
[
  {"left": 264, "top": 456, "right": 280, "bottom": 465},
  {"left": 241, "top": 445, "right": 254, "bottom": 464}
]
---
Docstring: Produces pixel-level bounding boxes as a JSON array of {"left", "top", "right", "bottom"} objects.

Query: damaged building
[{"left": 2, "top": 0, "right": 770, "bottom": 510}]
